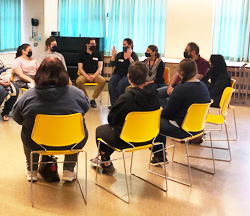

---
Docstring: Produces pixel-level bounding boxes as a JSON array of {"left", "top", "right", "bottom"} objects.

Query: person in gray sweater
[{"left": 12, "top": 57, "right": 89, "bottom": 182}]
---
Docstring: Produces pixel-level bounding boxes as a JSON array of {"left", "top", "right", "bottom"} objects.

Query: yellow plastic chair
[
  {"left": 163, "top": 67, "right": 170, "bottom": 85},
  {"left": 228, "top": 78, "right": 238, "bottom": 140},
  {"left": 77, "top": 70, "right": 102, "bottom": 104},
  {"left": 149, "top": 101, "right": 214, "bottom": 187},
  {"left": 206, "top": 87, "right": 235, "bottom": 161},
  {"left": 30, "top": 113, "right": 87, "bottom": 207},
  {"left": 95, "top": 108, "right": 167, "bottom": 203}
]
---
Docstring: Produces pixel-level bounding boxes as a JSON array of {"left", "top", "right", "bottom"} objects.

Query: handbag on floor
[{"left": 38, "top": 155, "right": 60, "bottom": 182}]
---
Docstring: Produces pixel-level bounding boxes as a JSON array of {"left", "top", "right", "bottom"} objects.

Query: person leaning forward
[{"left": 76, "top": 38, "right": 106, "bottom": 108}]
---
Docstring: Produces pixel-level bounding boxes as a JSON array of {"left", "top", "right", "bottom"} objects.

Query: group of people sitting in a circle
[{"left": 0, "top": 38, "right": 231, "bottom": 180}]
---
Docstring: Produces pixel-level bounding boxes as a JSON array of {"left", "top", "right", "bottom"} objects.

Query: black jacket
[
  {"left": 201, "top": 70, "right": 231, "bottom": 107},
  {"left": 108, "top": 85, "right": 160, "bottom": 137}
]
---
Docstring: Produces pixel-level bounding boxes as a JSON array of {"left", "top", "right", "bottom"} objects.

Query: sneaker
[
  {"left": 90, "top": 99, "right": 97, "bottom": 108},
  {"left": 101, "top": 162, "right": 117, "bottom": 176},
  {"left": 25, "top": 170, "right": 38, "bottom": 181},
  {"left": 62, "top": 170, "right": 76, "bottom": 182},
  {"left": 90, "top": 156, "right": 102, "bottom": 169},
  {"left": 150, "top": 156, "right": 169, "bottom": 166}
]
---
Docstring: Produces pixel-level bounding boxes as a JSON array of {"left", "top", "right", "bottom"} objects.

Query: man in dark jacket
[{"left": 90, "top": 61, "right": 160, "bottom": 175}]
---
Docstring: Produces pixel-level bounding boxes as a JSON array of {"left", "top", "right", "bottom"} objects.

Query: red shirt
[
  {"left": 195, "top": 56, "right": 209, "bottom": 76},
  {"left": 174, "top": 56, "right": 209, "bottom": 85}
]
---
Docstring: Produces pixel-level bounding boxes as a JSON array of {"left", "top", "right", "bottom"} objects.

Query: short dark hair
[
  {"left": 85, "top": 37, "right": 95, "bottom": 45},
  {"left": 148, "top": 45, "right": 160, "bottom": 58},
  {"left": 128, "top": 61, "right": 148, "bottom": 85},
  {"left": 178, "top": 58, "right": 197, "bottom": 83},
  {"left": 16, "top": 43, "right": 30, "bottom": 58},
  {"left": 34, "top": 57, "right": 69, "bottom": 86},
  {"left": 45, "top": 37, "right": 56, "bottom": 47},
  {"left": 188, "top": 42, "right": 199, "bottom": 55},
  {"left": 124, "top": 38, "right": 134, "bottom": 50}
]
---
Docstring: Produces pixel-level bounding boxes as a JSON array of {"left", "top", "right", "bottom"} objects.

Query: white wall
[
  {"left": 21, "top": 0, "right": 45, "bottom": 58},
  {"left": 164, "top": 0, "right": 214, "bottom": 60},
  {"left": 44, "top": 0, "right": 58, "bottom": 40}
]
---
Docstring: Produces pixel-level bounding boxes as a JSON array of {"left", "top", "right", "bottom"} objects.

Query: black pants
[{"left": 96, "top": 124, "right": 151, "bottom": 161}]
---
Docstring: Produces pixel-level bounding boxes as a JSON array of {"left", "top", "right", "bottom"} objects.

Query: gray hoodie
[{"left": 13, "top": 85, "right": 90, "bottom": 130}]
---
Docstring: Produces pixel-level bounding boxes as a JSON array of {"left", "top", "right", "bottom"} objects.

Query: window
[
  {"left": 58, "top": 0, "right": 167, "bottom": 56},
  {"left": 0, "top": 0, "right": 21, "bottom": 53},
  {"left": 212, "top": 0, "right": 250, "bottom": 61}
]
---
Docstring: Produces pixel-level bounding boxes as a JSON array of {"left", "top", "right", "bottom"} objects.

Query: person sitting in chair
[
  {"left": 76, "top": 38, "right": 106, "bottom": 108},
  {"left": 152, "top": 58, "right": 210, "bottom": 165},
  {"left": 0, "top": 60, "right": 19, "bottom": 121},
  {"left": 90, "top": 61, "right": 160, "bottom": 175},
  {"left": 12, "top": 57, "right": 90, "bottom": 182}
]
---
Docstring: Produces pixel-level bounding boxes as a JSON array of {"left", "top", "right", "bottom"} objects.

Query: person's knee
[{"left": 76, "top": 76, "right": 85, "bottom": 86}]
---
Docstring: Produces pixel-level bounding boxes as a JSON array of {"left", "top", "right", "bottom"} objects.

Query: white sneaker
[
  {"left": 90, "top": 156, "right": 103, "bottom": 169},
  {"left": 25, "top": 170, "right": 38, "bottom": 181},
  {"left": 62, "top": 170, "right": 76, "bottom": 182}
]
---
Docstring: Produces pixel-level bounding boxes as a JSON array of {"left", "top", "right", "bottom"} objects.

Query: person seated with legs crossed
[{"left": 90, "top": 61, "right": 160, "bottom": 175}]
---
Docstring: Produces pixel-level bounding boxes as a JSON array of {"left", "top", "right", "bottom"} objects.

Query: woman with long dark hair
[
  {"left": 202, "top": 54, "right": 231, "bottom": 107},
  {"left": 13, "top": 44, "right": 39, "bottom": 88},
  {"left": 13, "top": 57, "right": 90, "bottom": 182},
  {"left": 144, "top": 45, "right": 165, "bottom": 89},
  {"left": 108, "top": 38, "right": 139, "bottom": 108}
]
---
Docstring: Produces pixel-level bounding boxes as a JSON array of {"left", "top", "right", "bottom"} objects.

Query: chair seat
[
  {"left": 116, "top": 144, "right": 153, "bottom": 153},
  {"left": 169, "top": 131, "right": 204, "bottom": 142},
  {"left": 83, "top": 82, "right": 98, "bottom": 86},
  {"left": 206, "top": 113, "right": 225, "bottom": 125},
  {"left": 33, "top": 149, "right": 83, "bottom": 155}
]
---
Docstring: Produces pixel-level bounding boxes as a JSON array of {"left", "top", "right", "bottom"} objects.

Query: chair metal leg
[
  {"left": 30, "top": 151, "right": 34, "bottom": 207},
  {"left": 187, "top": 132, "right": 216, "bottom": 174},
  {"left": 231, "top": 107, "right": 238, "bottom": 140},
  {"left": 225, "top": 122, "right": 232, "bottom": 161},
  {"left": 76, "top": 151, "right": 87, "bottom": 204},
  {"left": 95, "top": 142, "right": 130, "bottom": 203},
  {"left": 144, "top": 143, "right": 168, "bottom": 191}
]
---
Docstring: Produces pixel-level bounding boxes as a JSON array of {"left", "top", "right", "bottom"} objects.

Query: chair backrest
[
  {"left": 31, "top": 113, "right": 85, "bottom": 147},
  {"left": 219, "top": 87, "right": 235, "bottom": 116},
  {"left": 163, "top": 67, "right": 170, "bottom": 85},
  {"left": 181, "top": 101, "right": 213, "bottom": 132},
  {"left": 231, "top": 78, "right": 236, "bottom": 88},
  {"left": 120, "top": 108, "right": 162, "bottom": 143}
]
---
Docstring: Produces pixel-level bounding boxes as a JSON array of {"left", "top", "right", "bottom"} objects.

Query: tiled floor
[{"left": 0, "top": 88, "right": 249, "bottom": 216}]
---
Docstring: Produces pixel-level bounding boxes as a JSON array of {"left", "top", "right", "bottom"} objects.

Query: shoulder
[{"left": 197, "top": 56, "right": 208, "bottom": 64}]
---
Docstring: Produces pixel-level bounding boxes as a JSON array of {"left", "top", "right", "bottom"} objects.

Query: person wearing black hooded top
[
  {"left": 108, "top": 38, "right": 139, "bottom": 108},
  {"left": 90, "top": 61, "right": 160, "bottom": 175},
  {"left": 201, "top": 54, "right": 231, "bottom": 108},
  {"left": 12, "top": 57, "right": 90, "bottom": 182}
]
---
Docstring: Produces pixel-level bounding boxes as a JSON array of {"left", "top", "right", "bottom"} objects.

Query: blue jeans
[
  {"left": 157, "top": 86, "right": 169, "bottom": 98},
  {"left": 108, "top": 74, "right": 130, "bottom": 105},
  {"left": 0, "top": 83, "right": 19, "bottom": 116},
  {"left": 147, "top": 82, "right": 165, "bottom": 89}
]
